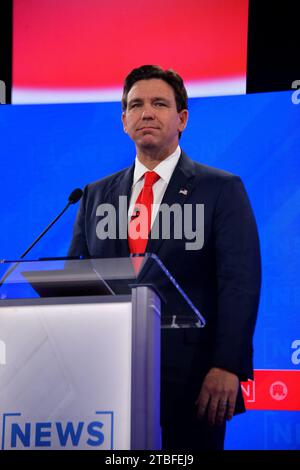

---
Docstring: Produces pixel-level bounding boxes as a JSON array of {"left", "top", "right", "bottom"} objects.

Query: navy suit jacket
[{"left": 68, "top": 151, "right": 261, "bottom": 419}]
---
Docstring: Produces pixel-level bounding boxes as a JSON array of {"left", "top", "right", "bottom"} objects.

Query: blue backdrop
[{"left": 0, "top": 91, "right": 299, "bottom": 449}]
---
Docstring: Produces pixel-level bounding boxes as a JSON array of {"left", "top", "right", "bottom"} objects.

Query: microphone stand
[{"left": 0, "top": 191, "right": 82, "bottom": 291}]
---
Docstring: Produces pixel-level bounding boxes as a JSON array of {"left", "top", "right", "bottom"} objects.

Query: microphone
[
  {"left": 130, "top": 206, "right": 140, "bottom": 220},
  {"left": 68, "top": 188, "right": 83, "bottom": 205},
  {"left": 19, "top": 188, "right": 83, "bottom": 259},
  {"left": 0, "top": 188, "right": 83, "bottom": 288}
]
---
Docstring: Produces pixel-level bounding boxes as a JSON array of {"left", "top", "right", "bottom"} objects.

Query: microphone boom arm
[
  {"left": 0, "top": 188, "right": 82, "bottom": 290},
  {"left": 19, "top": 201, "right": 71, "bottom": 260}
]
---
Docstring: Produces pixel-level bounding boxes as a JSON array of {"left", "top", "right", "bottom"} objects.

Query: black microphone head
[{"left": 68, "top": 188, "right": 83, "bottom": 204}]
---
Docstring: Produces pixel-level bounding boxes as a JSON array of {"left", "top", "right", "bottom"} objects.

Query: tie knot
[{"left": 143, "top": 171, "right": 160, "bottom": 187}]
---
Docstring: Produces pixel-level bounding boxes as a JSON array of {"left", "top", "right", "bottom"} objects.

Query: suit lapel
[
  {"left": 146, "top": 151, "right": 196, "bottom": 255},
  {"left": 110, "top": 164, "right": 134, "bottom": 256}
]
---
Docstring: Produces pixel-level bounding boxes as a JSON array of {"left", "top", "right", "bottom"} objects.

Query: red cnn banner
[{"left": 241, "top": 370, "right": 300, "bottom": 411}]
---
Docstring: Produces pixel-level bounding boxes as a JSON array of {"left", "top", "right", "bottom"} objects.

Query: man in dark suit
[{"left": 68, "top": 65, "right": 261, "bottom": 450}]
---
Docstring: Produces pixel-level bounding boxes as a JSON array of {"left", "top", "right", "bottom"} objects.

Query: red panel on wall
[
  {"left": 13, "top": 0, "right": 248, "bottom": 89},
  {"left": 242, "top": 370, "right": 300, "bottom": 411}
]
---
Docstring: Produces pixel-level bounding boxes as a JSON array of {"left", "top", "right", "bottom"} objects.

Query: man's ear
[
  {"left": 121, "top": 112, "right": 127, "bottom": 133},
  {"left": 178, "top": 109, "right": 189, "bottom": 133}
]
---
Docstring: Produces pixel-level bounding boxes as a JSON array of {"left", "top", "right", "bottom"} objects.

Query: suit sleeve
[
  {"left": 67, "top": 185, "right": 90, "bottom": 258},
  {"left": 212, "top": 176, "right": 261, "bottom": 380}
]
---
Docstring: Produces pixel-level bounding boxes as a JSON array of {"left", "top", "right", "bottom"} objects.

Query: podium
[{"left": 0, "top": 254, "right": 205, "bottom": 450}]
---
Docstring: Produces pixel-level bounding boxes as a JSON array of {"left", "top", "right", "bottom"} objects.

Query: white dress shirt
[{"left": 128, "top": 146, "right": 181, "bottom": 228}]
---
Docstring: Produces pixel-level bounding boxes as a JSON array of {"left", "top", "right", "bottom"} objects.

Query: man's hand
[{"left": 195, "top": 367, "right": 239, "bottom": 426}]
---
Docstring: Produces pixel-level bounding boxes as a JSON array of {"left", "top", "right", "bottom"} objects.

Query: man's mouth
[{"left": 138, "top": 126, "right": 159, "bottom": 131}]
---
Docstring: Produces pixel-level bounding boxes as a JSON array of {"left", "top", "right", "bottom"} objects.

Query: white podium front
[{"left": 0, "top": 255, "right": 204, "bottom": 450}]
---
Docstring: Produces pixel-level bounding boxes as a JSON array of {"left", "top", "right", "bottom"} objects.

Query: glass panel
[{"left": 0, "top": 254, "right": 205, "bottom": 328}]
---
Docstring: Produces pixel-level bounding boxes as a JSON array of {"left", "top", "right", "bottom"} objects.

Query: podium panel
[
  {"left": 0, "top": 255, "right": 204, "bottom": 450},
  {"left": 0, "top": 298, "right": 132, "bottom": 449},
  {"left": 0, "top": 291, "right": 161, "bottom": 450}
]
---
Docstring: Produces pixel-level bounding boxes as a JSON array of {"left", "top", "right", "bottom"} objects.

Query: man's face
[{"left": 122, "top": 79, "right": 188, "bottom": 157}]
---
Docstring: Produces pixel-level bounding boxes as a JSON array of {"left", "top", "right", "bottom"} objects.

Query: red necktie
[{"left": 128, "top": 171, "right": 160, "bottom": 254}]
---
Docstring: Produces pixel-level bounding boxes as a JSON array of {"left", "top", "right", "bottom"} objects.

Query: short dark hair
[{"left": 122, "top": 65, "right": 188, "bottom": 112}]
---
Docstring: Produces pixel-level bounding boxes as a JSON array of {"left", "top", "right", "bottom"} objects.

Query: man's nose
[{"left": 141, "top": 106, "right": 155, "bottom": 119}]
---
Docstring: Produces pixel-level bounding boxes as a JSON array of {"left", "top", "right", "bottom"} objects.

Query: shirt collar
[{"left": 133, "top": 145, "right": 181, "bottom": 186}]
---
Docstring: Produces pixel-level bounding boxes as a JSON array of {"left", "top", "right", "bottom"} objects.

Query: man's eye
[
  {"left": 155, "top": 102, "right": 166, "bottom": 107},
  {"left": 130, "top": 103, "right": 141, "bottom": 109}
]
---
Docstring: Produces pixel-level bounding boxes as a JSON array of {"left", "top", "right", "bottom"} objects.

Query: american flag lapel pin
[{"left": 179, "top": 188, "right": 188, "bottom": 196}]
